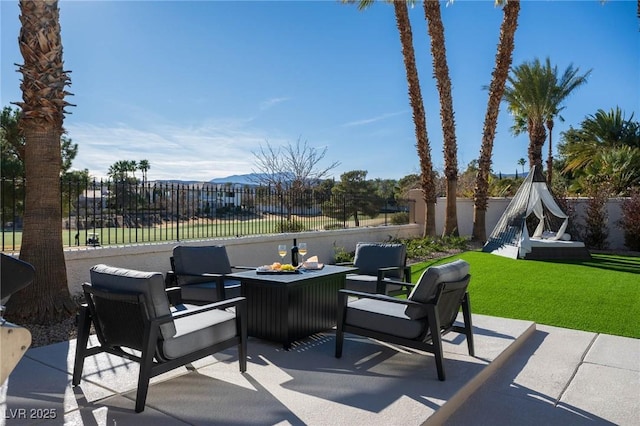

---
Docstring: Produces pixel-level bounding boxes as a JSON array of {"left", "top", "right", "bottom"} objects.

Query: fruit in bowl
[{"left": 268, "top": 262, "right": 295, "bottom": 271}]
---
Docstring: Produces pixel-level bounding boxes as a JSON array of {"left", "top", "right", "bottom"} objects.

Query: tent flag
[{"left": 482, "top": 166, "right": 570, "bottom": 259}]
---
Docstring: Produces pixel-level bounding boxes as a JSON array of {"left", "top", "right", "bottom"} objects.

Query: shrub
[
  {"left": 275, "top": 219, "right": 304, "bottom": 233},
  {"left": 324, "top": 223, "right": 346, "bottom": 230},
  {"left": 618, "top": 188, "right": 640, "bottom": 251},
  {"left": 583, "top": 184, "right": 609, "bottom": 250},
  {"left": 333, "top": 244, "right": 354, "bottom": 263},
  {"left": 393, "top": 235, "right": 470, "bottom": 260},
  {"left": 390, "top": 212, "right": 409, "bottom": 225}
]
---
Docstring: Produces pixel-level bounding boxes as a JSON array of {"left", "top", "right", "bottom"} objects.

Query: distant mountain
[{"left": 209, "top": 173, "right": 262, "bottom": 185}]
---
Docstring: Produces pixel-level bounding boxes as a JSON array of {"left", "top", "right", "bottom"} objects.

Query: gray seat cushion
[
  {"left": 162, "top": 306, "right": 237, "bottom": 359},
  {"left": 405, "top": 259, "right": 470, "bottom": 320},
  {"left": 180, "top": 278, "right": 242, "bottom": 303},
  {"left": 345, "top": 274, "right": 405, "bottom": 295},
  {"left": 173, "top": 245, "right": 233, "bottom": 285},
  {"left": 353, "top": 243, "right": 406, "bottom": 278},
  {"left": 89, "top": 264, "right": 176, "bottom": 339},
  {"left": 345, "top": 298, "right": 425, "bottom": 340}
]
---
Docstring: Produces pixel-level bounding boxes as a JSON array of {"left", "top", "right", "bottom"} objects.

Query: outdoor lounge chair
[
  {"left": 0, "top": 254, "right": 35, "bottom": 383},
  {"left": 72, "top": 264, "right": 247, "bottom": 413},
  {"left": 335, "top": 259, "right": 474, "bottom": 381},
  {"left": 342, "top": 242, "right": 412, "bottom": 296},
  {"left": 168, "top": 245, "right": 253, "bottom": 304}
]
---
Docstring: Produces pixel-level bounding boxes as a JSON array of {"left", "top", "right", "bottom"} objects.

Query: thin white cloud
[
  {"left": 259, "top": 97, "right": 291, "bottom": 111},
  {"left": 341, "top": 110, "right": 408, "bottom": 128},
  {"left": 65, "top": 119, "right": 271, "bottom": 182}
]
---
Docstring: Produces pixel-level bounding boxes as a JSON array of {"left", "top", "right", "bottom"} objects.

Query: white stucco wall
[
  {"left": 5, "top": 193, "right": 629, "bottom": 296},
  {"left": 408, "top": 190, "right": 626, "bottom": 249},
  {"left": 62, "top": 224, "right": 421, "bottom": 295}
]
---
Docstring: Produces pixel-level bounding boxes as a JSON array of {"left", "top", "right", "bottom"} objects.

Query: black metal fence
[{"left": 1, "top": 177, "right": 414, "bottom": 251}]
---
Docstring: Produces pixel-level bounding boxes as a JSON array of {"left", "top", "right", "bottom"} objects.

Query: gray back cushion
[
  {"left": 173, "top": 245, "right": 232, "bottom": 285},
  {"left": 89, "top": 264, "right": 176, "bottom": 339},
  {"left": 353, "top": 242, "right": 406, "bottom": 278},
  {"left": 405, "top": 259, "right": 470, "bottom": 319}
]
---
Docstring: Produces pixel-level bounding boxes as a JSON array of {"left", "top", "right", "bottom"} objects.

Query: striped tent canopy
[{"left": 482, "top": 166, "right": 571, "bottom": 259}]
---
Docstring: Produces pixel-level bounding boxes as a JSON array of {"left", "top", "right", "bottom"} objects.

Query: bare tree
[
  {"left": 251, "top": 137, "right": 340, "bottom": 224},
  {"left": 251, "top": 137, "right": 340, "bottom": 191}
]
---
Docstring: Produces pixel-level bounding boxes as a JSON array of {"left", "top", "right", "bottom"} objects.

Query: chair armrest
[
  {"left": 338, "top": 289, "right": 424, "bottom": 307},
  {"left": 336, "top": 262, "right": 355, "bottom": 267},
  {"left": 167, "top": 297, "right": 247, "bottom": 322},
  {"left": 165, "top": 286, "right": 182, "bottom": 305},
  {"left": 231, "top": 266, "right": 256, "bottom": 271},
  {"left": 376, "top": 265, "right": 410, "bottom": 282},
  {"left": 165, "top": 271, "right": 177, "bottom": 288}
]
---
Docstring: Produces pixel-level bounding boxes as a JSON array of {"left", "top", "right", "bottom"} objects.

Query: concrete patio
[{"left": 1, "top": 313, "right": 638, "bottom": 425}]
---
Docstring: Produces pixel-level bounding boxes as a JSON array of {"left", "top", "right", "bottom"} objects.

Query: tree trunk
[
  {"left": 393, "top": 1, "right": 436, "bottom": 237},
  {"left": 473, "top": 207, "right": 487, "bottom": 243},
  {"left": 472, "top": 0, "right": 520, "bottom": 242},
  {"left": 546, "top": 118, "right": 554, "bottom": 184},
  {"left": 425, "top": 200, "right": 437, "bottom": 239},
  {"left": 7, "top": 129, "right": 75, "bottom": 323},
  {"left": 444, "top": 178, "right": 458, "bottom": 236},
  {"left": 528, "top": 120, "right": 547, "bottom": 170},
  {"left": 424, "top": 0, "right": 458, "bottom": 236},
  {"left": 6, "top": 0, "right": 74, "bottom": 324}
]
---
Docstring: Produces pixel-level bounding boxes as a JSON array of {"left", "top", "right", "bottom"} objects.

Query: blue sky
[{"left": 1, "top": 0, "right": 638, "bottom": 182}]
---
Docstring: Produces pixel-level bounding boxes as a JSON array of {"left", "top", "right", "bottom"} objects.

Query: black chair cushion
[
  {"left": 173, "top": 245, "right": 233, "bottom": 285},
  {"left": 353, "top": 243, "right": 406, "bottom": 278},
  {"left": 405, "top": 260, "right": 470, "bottom": 319},
  {"left": 89, "top": 264, "right": 176, "bottom": 339}
]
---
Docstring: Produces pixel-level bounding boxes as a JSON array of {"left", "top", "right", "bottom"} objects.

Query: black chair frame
[
  {"left": 338, "top": 262, "right": 413, "bottom": 296},
  {"left": 73, "top": 284, "right": 247, "bottom": 413},
  {"left": 166, "top": 256, "right": 254, "bottom": 301},
  {"left": 335, "top": 277, "right": 474, "bottom": 381}
]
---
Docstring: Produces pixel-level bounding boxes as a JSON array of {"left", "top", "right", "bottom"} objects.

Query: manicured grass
[{"left": 410, "top": 251, "right": 640, "bottom": 338}]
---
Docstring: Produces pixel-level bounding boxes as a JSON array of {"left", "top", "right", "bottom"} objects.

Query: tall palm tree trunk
[
  {"left": 472, "top": 0, "right": 520, "bottom": 242},
  {"left": 529, "top": 119, "right": 546, "bottom": 170},
  {"left": 423, "top": 0, "right": 458, "bottom": 236},
  {"left": 546, "top": 118, "right": 554, "bottom": 183},
  {"left": 6, "top": 0, "right": 75, "bottom": 323},
  {"left": 393, "top": 1, "right": 436, "bottom": 237}
]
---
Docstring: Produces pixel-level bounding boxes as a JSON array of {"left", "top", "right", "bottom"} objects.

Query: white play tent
[{"left": 482, "top": 166, "right": 589, "bottom": 260}]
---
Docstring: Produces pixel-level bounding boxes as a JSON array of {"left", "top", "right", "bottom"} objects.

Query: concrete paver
[{"left": 1, "top": 315, "right": 638, "bottom": 425}]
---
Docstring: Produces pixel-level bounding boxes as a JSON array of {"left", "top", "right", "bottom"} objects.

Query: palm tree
[
  {"left": 503, "top": 57, "right": 590, "bottom": 172},
  {"left": 423, "top": 0, "right": 458, "bottom": 236},
  {"left": 544, "top": 64, "right": 590, "bottom": 183},
  {"left": 518, "top": 157, "right": 526, "bottom": 173},
  {"left": 138, "top": 159, "right": 150, "bottom": 184},
  {"left": 472, "top": 0, "right": 520, "bottom": 242},
  {"left": 559, "top": 107, "right": 640, "bottom": 195},
  {"left": 347, "top": 0, "right": 436, "bottom": 236},
  {"left": 7, "top": 0, "right": 75, "bottom": 323}
]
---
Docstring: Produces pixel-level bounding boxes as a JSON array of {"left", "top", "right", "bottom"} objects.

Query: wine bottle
[{"left": 291, "top": 238, "right": 299, "bottom": 266}]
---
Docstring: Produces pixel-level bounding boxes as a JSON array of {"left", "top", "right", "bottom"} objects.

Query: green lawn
[{"left": 410, "top": 251, "right": 640, "bottom": 338}]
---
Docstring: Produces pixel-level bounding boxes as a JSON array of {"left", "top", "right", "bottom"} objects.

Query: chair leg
[
  {"left": 238, "top": 300, "right": 247, "bottom": 373},
  {"left": 135, "top": 326, "right": 159, "bottom": 413},
  {"left": 428, "top": 307, "right": 445, "bottom": 381},
  {"left": 72, "top": 306, "right": 91, "bottom": 386},
  {"left": 461, "top": 292, "right": 475, "bottom": 357},
  {"left": 335, "top": 293, "right": 347, "bottom": 358}
]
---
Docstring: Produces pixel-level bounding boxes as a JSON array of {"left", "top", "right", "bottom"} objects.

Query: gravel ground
[{"left": 25, "top": 316, "right": 79, "bottom": 348}]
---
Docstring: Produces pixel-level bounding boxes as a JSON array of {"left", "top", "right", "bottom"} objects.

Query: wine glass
[
  {"left": 277, "top": 244, "right": 287, "bottom": 262},
  {"left": 298, "top": 242, "right": 307, "bottom": 263}
]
